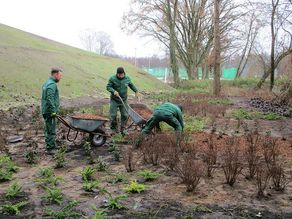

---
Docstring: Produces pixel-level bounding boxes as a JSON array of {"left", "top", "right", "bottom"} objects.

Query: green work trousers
[
  {"left": 142, "top": 110, "right": 182, "bottom": 135},
  {"left": 109, "top": 99, "right": 128, "bottom": 132},
  {"left": 43, "top": 114, "right": 56, "bottom": 150}
]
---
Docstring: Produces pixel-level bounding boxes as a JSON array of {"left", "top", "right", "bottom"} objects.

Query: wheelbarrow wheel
[{"left": 90, "top": 129, "right": 107, "bottom": 147}]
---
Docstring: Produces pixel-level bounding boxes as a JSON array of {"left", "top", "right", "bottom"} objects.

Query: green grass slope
[{"left": 0, "top": 24, "right": 172, "bottom": 109}]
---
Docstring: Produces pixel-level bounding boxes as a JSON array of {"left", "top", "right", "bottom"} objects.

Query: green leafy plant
[
  {"left": 208, "top": 99, "right": 233, "bottom": 105},
  {"left": 83, "top": 180, "right": 99, "bottom": 192},
  {"left": 112, "top": 173, "right": 126, "bottom": 183},
  {"left": 54, "top": 145, "right": 67, "bottom": 168},
  {"left": 44, "top": 187, "right": 63, "bottom": 205},
  {"left": 0, "top": 169, "right": 13, "bottom": 182},
  {"left": 184, "top": 116, "right": 208, "bottom": 132},
  {"left": 0, "top": 155, "right": 18, "bottom": 182},
  {"left": 45, "top": 200, "right": 81, "bottom": 219},
  {"left": 124, "top": 180, "right": 145, "bottom": 193},
  {"left": 81, "top": 166, "right": 95, "bottom": 181},
  {"left": 96, "top": 157, "right": 107, "bottom": 172},
  {"left": 39, "top": 167, "right": 54, "bottom": 178},
  {"left": 5, "top": 181, "right": 23, "bottom": 198},
  {"left": 138, "top": 170, "right": 160, "bottom": 181},
  {"left": 36, "top": 168, "right": 63, "bottom": 186},
  {"left": 108, "top": 143, "right": 118, "bottom": 152},
  {"left": 91, "top": 205, "right": 107, "bottom": 219},
  {"left": 0, "top": 201, "right": 28, "bottom": 215},
  {"left": 111, "top": 133, "right": 125, "bottom": 143},
  {"left": 230, "top": 109, "right": 282, "bottom": 120},
  {"left": 103, "top": 190, "right": 127, "bottom": 209}
]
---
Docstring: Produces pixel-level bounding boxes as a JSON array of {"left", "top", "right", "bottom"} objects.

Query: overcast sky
[{"left": 0, "top": 0, "right": 162, "bottom": 57}]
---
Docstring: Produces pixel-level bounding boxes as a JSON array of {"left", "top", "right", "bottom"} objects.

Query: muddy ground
[{"left": 0, "top": 94, "right": 291, "bottom": 219}]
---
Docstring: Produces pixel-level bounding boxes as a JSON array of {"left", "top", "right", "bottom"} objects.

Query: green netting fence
[{"left": 143, "top": 67, "right": 237, "bottom": 80}]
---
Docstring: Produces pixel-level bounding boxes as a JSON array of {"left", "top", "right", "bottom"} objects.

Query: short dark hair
[
  {"left": 117, "top": 67, "right": 125, "bottom": 74},
  {"left": 177, "top": 104, "right": 183, "bottom": 112},
  {"left": 51, "top": 67, "right": 62, "bottom": 74}
]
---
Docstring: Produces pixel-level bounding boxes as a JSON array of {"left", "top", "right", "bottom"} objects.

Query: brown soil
[
  {"left": 71, "top": 113, "right": 109, "bottom": 121},
  {"left": 0, "top": 93, "right": 291, "bottom": 218}
]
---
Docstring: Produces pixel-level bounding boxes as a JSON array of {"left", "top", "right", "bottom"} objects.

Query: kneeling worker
[{"left": 137, "top": 102, "right": 184, "bottom": 147}]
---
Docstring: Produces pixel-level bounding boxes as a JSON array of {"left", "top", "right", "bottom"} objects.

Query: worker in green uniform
[
  {"left": 106, "top": 67, "right": 140, "bottom": 135},
  {"left": 136, "top": 102, "right": 184, "bottom": 148},
  {"left": 41, "top": 68, "right": 63, "bottom": 152}
]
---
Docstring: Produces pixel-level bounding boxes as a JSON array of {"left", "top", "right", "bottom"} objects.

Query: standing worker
[
  {"left": 136, "top": 102, "right": 184, "bottom": 147},
  {"left": 41, "top": 67, "right": 63, "bottom": 153},
  {"left": 106, "top": 67, "right": 140, "bottom": 135}
]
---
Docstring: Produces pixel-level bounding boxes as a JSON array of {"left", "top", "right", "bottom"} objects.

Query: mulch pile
[
  {"left": 129, "top": 103, "right": 153, "bottom": 120},
  {"left": 71, "top": 113, "right": 108, "bottom": 121}
]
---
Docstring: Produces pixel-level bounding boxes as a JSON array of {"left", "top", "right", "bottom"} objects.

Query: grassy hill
[{"left": 0, "top": 24, "right": 171, "bottom": 109}]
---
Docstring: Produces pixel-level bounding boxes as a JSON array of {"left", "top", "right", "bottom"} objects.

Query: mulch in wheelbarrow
[
  {"left": 71, "top": 113, "right": 109, "bottom": 120},
  {"left": 129, "top": 103, "right": 153, "bottom": 120}
]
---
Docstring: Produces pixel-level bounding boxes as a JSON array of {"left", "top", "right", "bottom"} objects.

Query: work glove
[
  {"left": 135, "top": 92, "right": 141, "bottom": 98},
  {"left": 135, "top": 92, "right": 142, "bottom": 102},
  {"left": 51, "top": 112, "right": 57, "bottom": 117},
  {"left": 114, "top": 91, "right": 120, "bottom": 97}
]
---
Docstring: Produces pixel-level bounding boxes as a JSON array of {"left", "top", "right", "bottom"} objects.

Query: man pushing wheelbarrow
[{"left": 106, "top": 67, "right": 141, "bottom": 135}]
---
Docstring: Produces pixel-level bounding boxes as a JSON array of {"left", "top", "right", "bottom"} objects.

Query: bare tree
[
  {"left": 122, "top": 0, "right": 180, "bottom": 86},
  {"left": 235, "top": 12, "right": 261, "bottom": 78},
  {"left": 254, "top": 0, "right": 292, "bottom": 89},
  {"left": 79, "top": 29, "right": 115, "bottom": 55},
  {"left": 213, "top": 0, "right": 221, "bottom": 96}
]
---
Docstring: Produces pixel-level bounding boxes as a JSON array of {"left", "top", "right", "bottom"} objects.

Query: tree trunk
[
  {"left": 186, "top": 62, "right": 194, "bottom": 80},
  {"left": 270, "top": 0, "right": 277, "bottom": 91},
  {"left": 213, "top": 0, "right": 221, "bottom": 96},
  {"left": 167, "top": 0, "right": 180, "bottom": 87}
]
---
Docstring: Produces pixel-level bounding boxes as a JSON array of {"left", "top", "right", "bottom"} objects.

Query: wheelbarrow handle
[
  {"left": 118, "top": 95, "right": 129, "bottom": 114},
  {"left": 56, "top": 115, "right": 74, "bottom": 130}
]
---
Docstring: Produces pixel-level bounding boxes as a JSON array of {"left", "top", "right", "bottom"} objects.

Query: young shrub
[
  {"left": 44, "top": 187, "right": 63, "bottom": 205},
  {"left": 112, "top": 148, "right": 121, "bottom": 162},
  {"left": 83, "top": 180, "right": 99, "bottom": 192},
  {"left": 54, "top": 145, "right": 67, "bottom": 168},
  {"left": 25, "top": 140, "right": 38, "bottom": 164},
  {"left": 0, "top": 201, "right": 28, "bottom": 215},
  {"left": 96, "top": 157, "right": 107, "bottom": 172},
  {"left": 83, "top": 141, "right": 95, "bottom": 164},
  {"left": 175, "top": 154, "right": 205, "bottom": 192},
  {"left": 269, "top": 163, "right": 291, "bottom": 191},
  {"left": 163, "top": 145, "right": 180, "bottom": 171},
  {"left": 140, "top": 134, "right": 165, "bottom": 166},
  {"left": 163, "top": 133, "right": 187, "bottom": 171},
  {"left": 45, "top": 200, "right": 81, "bottom": 219},
  {"left": 5, "top": 181, "right": 23, "bottom": 198},
  {"left": 261, "top": 135, "right": 290, "bottom": 191},
  {"left": 123, "top": 147, "right": 135, "bottom": 172},
  {"left": 202, "top": 134, "right": 218, "bottom": 177},
  {"left": 24, "top": 149, "right": 38, "bottom": 164},
  {"left": 81, "top": 166, "right": 95, "bottom": 181},
  {"left": 124, "top": 180, "right": 145, "bottom": 193},
  {"left": 222, "top": 136, "right": 243, "bottom": 186},
  {"left": 138, "top": 170, "right": 160, "bottom": 181},
  {"left": 262, "top": 136, "right": 279, "bottom": 169},
  {"left": 256, "top": 163, "right": 271, "bottom": 198},
  {"left": 244, "top": 130, "right": 261, "bottom": 179}
]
